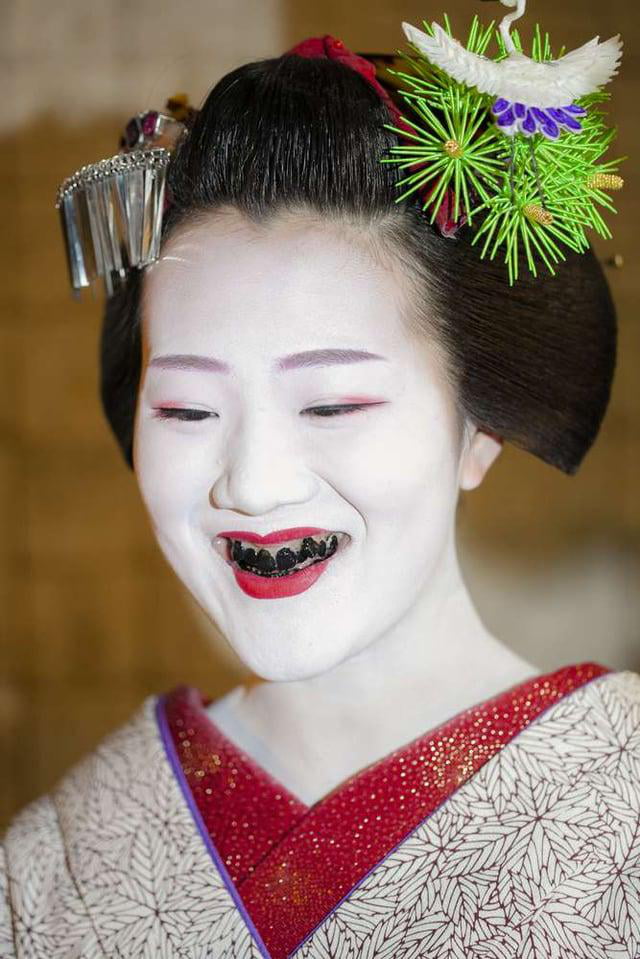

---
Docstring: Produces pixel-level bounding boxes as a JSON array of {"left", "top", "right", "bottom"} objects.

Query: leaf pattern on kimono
[
  {"left": 297, "top": 672, "right": 640, "bottom": 959},
  {"left": 468, "top": 925, "right": 521, "bottom": 959},
  {"left": 304, "top": 924, "right": 356, "bottom": 959},
  {"left": 558, "top": 856, "right": 640, "bottom": 955},
  {"left": 482, "top": 743, "right": 521, "bottom": 814},
  {"left": 4, "top": 672, "right": 640, "bottom": 958},
  {"left": 495, "top": 858, "right": 541, "bottom": 925},
  {"left": 328, "top": 912, "right": 361, "bottom": 954},
  {"left": 359, "top": 913, "right": 411, "bottom": 958},
  {"left": 3, "top": 796, "right": 96, "bottom": 957},
  {"left": 324, "top": 901, "right": 375, "bottom": 941},
  {"left": 2, "top": 698, "right": 264, "bottom": 959}
]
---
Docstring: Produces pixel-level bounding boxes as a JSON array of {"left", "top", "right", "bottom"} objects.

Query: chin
[{"left": 229, "top": 640, "right": 353, "bottom": 683}]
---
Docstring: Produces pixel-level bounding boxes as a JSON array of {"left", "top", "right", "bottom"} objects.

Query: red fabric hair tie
[{"left": 288, "top": 35, "right": 464, "bottom": 238}]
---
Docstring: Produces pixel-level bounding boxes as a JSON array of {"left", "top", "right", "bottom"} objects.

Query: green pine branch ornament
[{"left": 383, "top": 10, "right": 624, "bottom": 284}]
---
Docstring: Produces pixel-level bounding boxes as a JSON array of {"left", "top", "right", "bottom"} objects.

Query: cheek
[
  {"left": 133, "top": 420, "right": 212, "bottom": 530},
  {"left": 331, "top": 400, "right": 459, "bottom": 517}
]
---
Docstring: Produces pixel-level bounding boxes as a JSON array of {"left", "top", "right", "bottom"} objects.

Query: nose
[{"left": 209, "top": 408, "right": 319, "bottom": 516}]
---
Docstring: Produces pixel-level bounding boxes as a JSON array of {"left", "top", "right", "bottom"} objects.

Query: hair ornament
[
  {"left": 288, "top": 36, "right": 466, "bottom": 237},
  {"left": 54, "top": 39, "right": 471, "bottom": 297},
  {"left": 54, "top": 6, "right": 624, "bottom": 296},
  {"left": 55, "top": 100, "right": 190, "bottom": 297},
  {"left": 387, "top": 0, "right": 624, "bottom": 283}
]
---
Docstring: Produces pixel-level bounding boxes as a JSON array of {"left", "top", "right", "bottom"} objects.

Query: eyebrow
[{"left": 148, "top": 348, "right": 388, "bottom": 373}]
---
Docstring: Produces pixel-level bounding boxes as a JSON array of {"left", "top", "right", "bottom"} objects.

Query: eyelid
[
  {"left": 302, "top": 402, "right": 385, "bottom": 417},
  {"left": 153, "top": 407, "right": 215, "bottom": 421}
]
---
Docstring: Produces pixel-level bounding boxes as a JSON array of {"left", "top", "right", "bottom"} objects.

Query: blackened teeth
[{"left": 231, "top": 534, "right": 340, "bottom": 578}]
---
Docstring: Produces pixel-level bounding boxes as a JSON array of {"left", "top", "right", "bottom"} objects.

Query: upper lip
[{"left": 217, "top": 526, "right": 338, "bottom": 545}]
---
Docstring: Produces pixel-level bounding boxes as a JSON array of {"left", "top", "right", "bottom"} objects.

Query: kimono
[{"left": 2, "top": 661, "right": 640, "bottom": 958}]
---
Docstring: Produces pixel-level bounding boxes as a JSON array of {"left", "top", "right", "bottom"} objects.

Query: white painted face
[{"left": 134, "top": 208, "right": 497, "bottom": 681}]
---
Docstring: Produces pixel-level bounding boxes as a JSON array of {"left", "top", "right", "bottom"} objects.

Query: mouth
[{"left": 214, "top": 530, "right": 350, "bottom": 579}]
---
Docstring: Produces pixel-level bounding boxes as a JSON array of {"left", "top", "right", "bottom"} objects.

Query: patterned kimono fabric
[{"left": 2, "top": 662, "right": 640, "bottom": 958}]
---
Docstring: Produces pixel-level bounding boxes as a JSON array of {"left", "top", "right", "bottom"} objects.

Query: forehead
[{"left": 141, "top": 209, "right": 415, "bottom": 359}]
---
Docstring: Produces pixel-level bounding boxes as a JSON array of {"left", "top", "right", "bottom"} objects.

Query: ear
[{"left": 459, "top": 426, "right": 503, "bottom": 491}]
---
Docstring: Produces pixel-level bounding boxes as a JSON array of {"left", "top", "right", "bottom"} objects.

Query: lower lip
[{"left": 229, "top": 551, "right": 339, "bottom": 599}]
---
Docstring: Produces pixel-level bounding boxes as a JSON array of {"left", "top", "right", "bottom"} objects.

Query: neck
[
  {"left": 500, "top": 0, "right": 527, "bottom": 54},
  {"left": 210, "top": 532, "right": 538, "bottom": 803}
]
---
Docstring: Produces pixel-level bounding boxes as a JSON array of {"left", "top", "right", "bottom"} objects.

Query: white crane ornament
[{"left": 403, "top": 0, "right": 622, "bottom": 140}]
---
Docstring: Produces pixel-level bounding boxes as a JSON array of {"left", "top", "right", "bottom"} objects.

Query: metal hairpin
[{"left": 55, "top": 106, "right": 189, "bottom": 297}]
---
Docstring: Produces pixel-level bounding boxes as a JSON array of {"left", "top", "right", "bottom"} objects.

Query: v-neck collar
[{"left": 158, "top": 662, "right": 610, "bottom": 959}]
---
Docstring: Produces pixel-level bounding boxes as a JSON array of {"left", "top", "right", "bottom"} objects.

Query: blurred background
[{"left": 1, "top": 0, "right": 637, "bottom": 831}]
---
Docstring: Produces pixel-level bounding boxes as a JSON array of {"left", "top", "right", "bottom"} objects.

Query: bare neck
[{"left": 208, "top": 536, "right": 539, "bottom": 804}]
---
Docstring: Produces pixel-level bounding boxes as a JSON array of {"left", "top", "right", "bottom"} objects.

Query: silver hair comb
[{"left": 55, "top": 101, "right": 192, "bottom": 297}]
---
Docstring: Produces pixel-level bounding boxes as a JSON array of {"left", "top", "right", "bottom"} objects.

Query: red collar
[{"left": 161, "top": 662, "right": 609, "bottom": 958}]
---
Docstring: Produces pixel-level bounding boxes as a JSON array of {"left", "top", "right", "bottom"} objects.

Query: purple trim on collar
[{"left": 154, "top": 694, "right": 272, "bottom": 959}]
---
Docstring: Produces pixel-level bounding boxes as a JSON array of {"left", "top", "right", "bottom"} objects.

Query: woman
[{"left": 2, "top": 24, "right": 638, "bottom": 959}]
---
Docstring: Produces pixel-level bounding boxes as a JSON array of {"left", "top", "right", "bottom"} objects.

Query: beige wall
[{"left": 1, "top": 0, "right": 638, "bottom": 829}]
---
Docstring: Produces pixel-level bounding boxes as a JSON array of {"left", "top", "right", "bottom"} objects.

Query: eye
[
  {"left": 154, "top": 408, "right": 215, "bottom": 421},
  {"left": 302, "top": 404, "right": 373, "bottom": 418}
]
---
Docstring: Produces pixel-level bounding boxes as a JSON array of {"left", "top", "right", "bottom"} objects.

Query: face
[{"left": 134, "top": 208, "right": 493, "bottom": 681}]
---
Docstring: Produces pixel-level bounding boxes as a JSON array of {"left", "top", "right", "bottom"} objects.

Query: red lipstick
[
  {"left": 218, "top": 526, "right": 329, "bottom": 545},
  {"left": 216, "top": 527, "right": 344, "bottom": 600},
  {"left": 231, "top": 556, "right": 334, "bottom": 599}
]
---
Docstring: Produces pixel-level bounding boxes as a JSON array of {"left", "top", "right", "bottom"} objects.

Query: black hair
[{"left": 101, "top": 53, "right": 616, "bottom": 474}]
